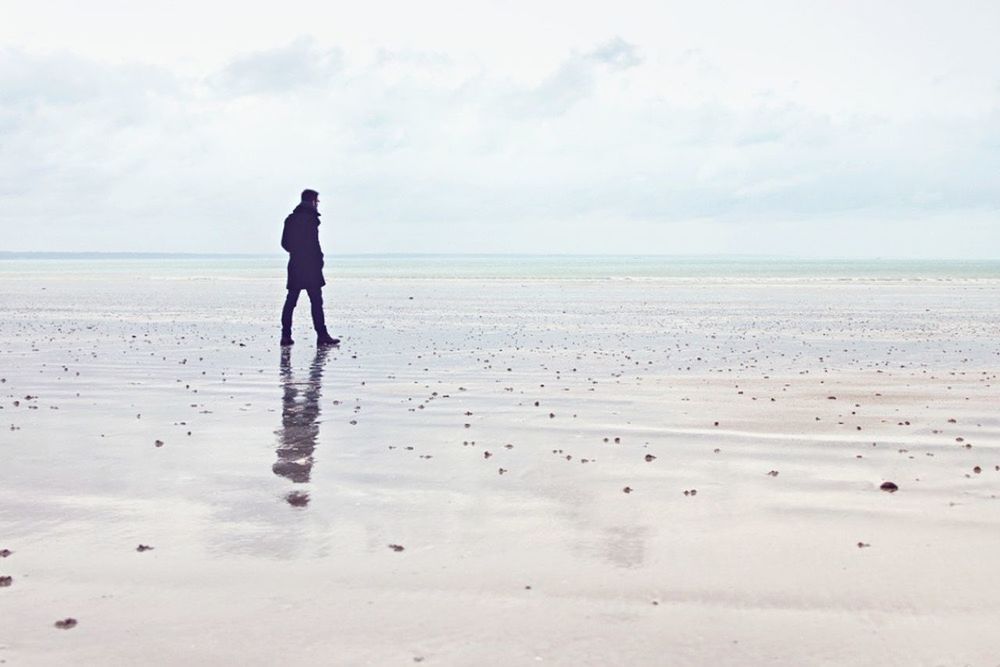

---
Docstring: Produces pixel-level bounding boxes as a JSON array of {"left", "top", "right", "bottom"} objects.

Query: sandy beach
[{"left": 1, "top": 257, "right": 999, "bottom": 665}]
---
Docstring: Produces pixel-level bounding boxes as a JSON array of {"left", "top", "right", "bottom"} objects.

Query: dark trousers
[{"left": 281, "top": 287, "right": 326, "bottom": 336}]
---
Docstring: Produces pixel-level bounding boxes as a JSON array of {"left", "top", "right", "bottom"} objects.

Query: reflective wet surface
[
  {"left": 274, "top": 347, "right": 331, "bottom": 505},
  {"left": 1, "top": 260, "right": 1000, "bottom": 664}
]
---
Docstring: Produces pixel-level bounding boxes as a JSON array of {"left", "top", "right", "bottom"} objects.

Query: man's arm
[{"left": 280, "top": 217, "right": 292, "bottom": 252}]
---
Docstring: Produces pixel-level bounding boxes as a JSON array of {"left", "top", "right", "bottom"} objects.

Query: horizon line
[{"left": 1, "top": 251, "right": 999, "bottom": 262}]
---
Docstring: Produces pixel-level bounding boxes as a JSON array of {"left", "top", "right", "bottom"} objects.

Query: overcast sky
[{"left": 2, "top": 0, "right": 999, "bottom": 257}]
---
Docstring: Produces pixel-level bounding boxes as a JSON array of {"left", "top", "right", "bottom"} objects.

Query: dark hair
[{"left": 301, "top": 189, "right": 319, "bottom": 203}]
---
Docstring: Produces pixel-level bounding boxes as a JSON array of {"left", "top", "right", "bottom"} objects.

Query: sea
[{"left": 1, "top": 253, "right": 999, "bottom": 281}]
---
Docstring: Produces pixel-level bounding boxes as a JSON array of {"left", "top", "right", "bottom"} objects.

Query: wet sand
[{"left": 1, "top": 262, "right": 999, "bottom": 665}]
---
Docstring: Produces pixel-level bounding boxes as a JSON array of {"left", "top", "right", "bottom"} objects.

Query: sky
[{"left": 1, "top": 0, "right": 999, "bottom": 257}]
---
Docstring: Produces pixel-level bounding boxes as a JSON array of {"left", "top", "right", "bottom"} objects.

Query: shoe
[
  {"left": 316, "top": 334, "right": 340, "bottom": 347},
  {"left": 280, "top": 336, "right": 294, "bottom": 346}
]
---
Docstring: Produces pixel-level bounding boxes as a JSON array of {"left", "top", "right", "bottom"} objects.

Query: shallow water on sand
[{"left": 1, "top": 258, "right": 999, "bottom": 665}]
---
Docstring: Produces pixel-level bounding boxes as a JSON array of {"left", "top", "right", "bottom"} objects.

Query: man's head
[{"left": 301, "top": 189, "right": 319, "bottom": 210}]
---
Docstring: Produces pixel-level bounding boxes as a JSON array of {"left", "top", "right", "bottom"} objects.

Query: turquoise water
[
  {"left": 1, "top": 254, "right": 999, "bottom": 280},
  {"left": 327, "top": 255, "right": 1000, "bottom": 280}
]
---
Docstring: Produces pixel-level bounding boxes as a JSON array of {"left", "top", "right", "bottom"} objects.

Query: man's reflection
[{"left": 274, "top": 346, "right": 331, "bottom": 507}]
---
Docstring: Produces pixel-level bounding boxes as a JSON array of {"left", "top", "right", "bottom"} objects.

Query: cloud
[
  {"left": 498, "top": 37, "right": 641, "bottom": 117},
  {"left": 208, "top": 37, "right": 343, "bottom": 96},
  {"left": 586, "top": 37, "right": 642, "bottom": 70},
  {"left": 0, "top": 48, "right": 176, "bottom": 116},
  {"left": 0, "top": 36, "right": 998, "bottom": 255},
  {"left": 0, "top": 49, "right": 179, "bottom": 210}
]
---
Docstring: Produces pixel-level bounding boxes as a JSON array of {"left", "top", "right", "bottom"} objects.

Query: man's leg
[
  {"left": 281, "top": 289, "right": 301, "bottom": 342},
  {"left": 307, "top": 287, "right": 339, "bottom": 345},
  {"left": 305, "top": 286, "right": 327, "bottom": 334}
]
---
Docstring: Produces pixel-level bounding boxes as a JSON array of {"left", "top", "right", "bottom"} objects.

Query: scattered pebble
[
  {"left": 54, "top": 618, "right": 78, "bottom": 630},
  {"left": 388, "top": 544, "right": 405, "bottom": 552},
  {"left": 880, "top": 481, "right": 899, "bottom": 493}
]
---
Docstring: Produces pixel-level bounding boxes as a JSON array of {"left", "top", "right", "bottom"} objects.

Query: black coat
[{"left": 281, "top": 203, "right": 326, "bottom": 290}]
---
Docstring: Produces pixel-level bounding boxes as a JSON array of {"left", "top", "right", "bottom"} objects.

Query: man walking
[{"left": 280, "top": 189, "right": 339, "bottom": 347}]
